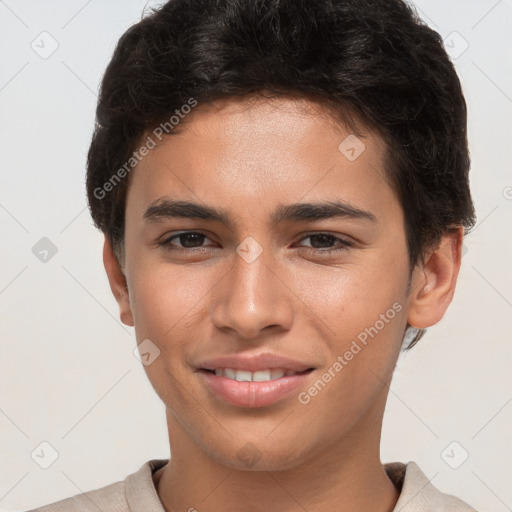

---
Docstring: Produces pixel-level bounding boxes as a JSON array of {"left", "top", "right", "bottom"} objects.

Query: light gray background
[{"left": 1, "top": 1, "right": 511, "bottom": 511}]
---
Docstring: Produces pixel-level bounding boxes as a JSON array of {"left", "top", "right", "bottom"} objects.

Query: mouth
[
  {"left": 197, "top": 367, "right": 315, "bottom": 408},
  {"left": 199, "top": 367, "right": 314, "bottom": 382}
]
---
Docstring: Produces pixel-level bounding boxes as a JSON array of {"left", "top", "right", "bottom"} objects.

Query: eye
[
  {"left": 296, "top": 233, "right": 354, "bottom": 254},
  {"left": 156, "top": 231, "right": 354, "bottom": 254},
  {"left": 157, "top": 231, "right": 215, "bottom": 250}
]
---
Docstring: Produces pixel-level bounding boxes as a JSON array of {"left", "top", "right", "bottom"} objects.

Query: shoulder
[
  {"left": 385, "top": 461, "right": 478, "bottom": 512},
  {"left": 25, "top": 459, "right": 168, "bottom": 512},
  {"left": 25, "top": 480, "right": 127, "bottom": 512}
]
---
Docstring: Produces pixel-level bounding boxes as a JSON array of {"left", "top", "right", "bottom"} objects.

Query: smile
[
  {"left": 208, "top": 368, "right": 310, "bottom": 381},
  {"left": 198, "top": 368, "right": 315, "bottom": 408}
]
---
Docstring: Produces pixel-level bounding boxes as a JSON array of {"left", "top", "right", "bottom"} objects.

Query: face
[{"left": 105, "top": 96, "right": 460, "bottom": 471}]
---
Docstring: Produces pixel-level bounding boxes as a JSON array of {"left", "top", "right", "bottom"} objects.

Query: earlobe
[
  {"left": 407, "top": 227, "right": 464, "bottom": 329},
  {"left": 102, "top": 234, "right": 134, "bottom": 327}
]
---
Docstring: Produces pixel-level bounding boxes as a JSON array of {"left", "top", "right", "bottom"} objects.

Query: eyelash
[{"left": 157, "top": 231, "right": 354, "bottom": 254}]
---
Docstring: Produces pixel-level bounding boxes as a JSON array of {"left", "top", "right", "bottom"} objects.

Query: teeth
[
  {"left": 235, "top": 370, "right": 252, "bottom": 382},
  {"left": 253, "top": 369, "right": 271, "bottom": 381},
  {"left": 224, "top": 368, "right": 236, "bottom": 380},
  {"left": 271, "top": 369, "right": 286, "bottom": 379},
  {"left": 211, "top": 368, "right": 299, "bottom": 381}
]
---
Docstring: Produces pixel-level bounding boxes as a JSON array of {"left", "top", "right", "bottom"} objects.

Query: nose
[{"left": 210, "top": 246, "right": 294, "bottom": 340}]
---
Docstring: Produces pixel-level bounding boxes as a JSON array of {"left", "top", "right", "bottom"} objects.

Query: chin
[{"left": 213, "top": 443, "right": 312, "bottom": 472}]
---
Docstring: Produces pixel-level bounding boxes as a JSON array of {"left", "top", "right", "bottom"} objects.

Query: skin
[{"left": 103, "top": 96, "right": 463, "bottom": 512}]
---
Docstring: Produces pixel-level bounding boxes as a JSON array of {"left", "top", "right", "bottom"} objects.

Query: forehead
[{"left": 126, "top": 96, "right": 398, "bottom": 227}]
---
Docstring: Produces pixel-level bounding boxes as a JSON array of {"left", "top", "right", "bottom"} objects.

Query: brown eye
[
  {"left": 158, "top": 232, "right": 211, "bottom": 249},
  {"left": 297, "top": 233, "right": 353, "bottom": 253}
]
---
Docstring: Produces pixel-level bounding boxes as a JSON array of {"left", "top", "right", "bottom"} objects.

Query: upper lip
[{"left": 197, "top": 352, "right": 315, "bottom": 373}]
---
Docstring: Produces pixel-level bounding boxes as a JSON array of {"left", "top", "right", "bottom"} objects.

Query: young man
[{"left": 29, "top": 0, "right": 478, "bottom": 510}]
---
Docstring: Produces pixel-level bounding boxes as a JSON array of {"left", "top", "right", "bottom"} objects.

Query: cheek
[
  {"left": 127, "top": 263, "right": 213, "bottom": 407},
  {"left": 294, "top": 256, "right": 407, "bottom": 341},
  {"left": 293, "top": 270, "right": 406, "bottom": 432},
  {"left": 129, "top": 263, "right": 212, "bottom": 340},
  {"left": 293, "top": 258, "right": 408, "bottom": 400}
]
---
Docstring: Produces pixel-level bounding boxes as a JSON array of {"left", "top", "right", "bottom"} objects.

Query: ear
[
  {"left": 407, "top": 227, "right": 464, "bottom": 329},
  {"left": 103, "top": 234, "right": 134, "bottom": 327}
]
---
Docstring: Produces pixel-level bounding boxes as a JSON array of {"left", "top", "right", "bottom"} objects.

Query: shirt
[{"left": 26, "top": 459, "right": 478, "bottom": 511}]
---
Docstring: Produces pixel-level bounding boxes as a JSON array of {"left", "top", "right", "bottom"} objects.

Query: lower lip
[{"left": 198, "top": 370, "right": 313, "bottom": 408}]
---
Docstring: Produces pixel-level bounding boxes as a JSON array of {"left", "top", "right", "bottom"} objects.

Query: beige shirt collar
[{"left": 124, "top": 459, "right": 477, "bottom": 512}]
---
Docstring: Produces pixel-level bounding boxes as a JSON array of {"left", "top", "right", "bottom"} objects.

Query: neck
[{"left": 154, "top": 393, "right": 399, "bottom": 512}]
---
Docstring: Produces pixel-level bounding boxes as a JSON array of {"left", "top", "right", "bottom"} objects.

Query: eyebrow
[{"left": 142, "top": 198, "right": 377, "bottom": 226}]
